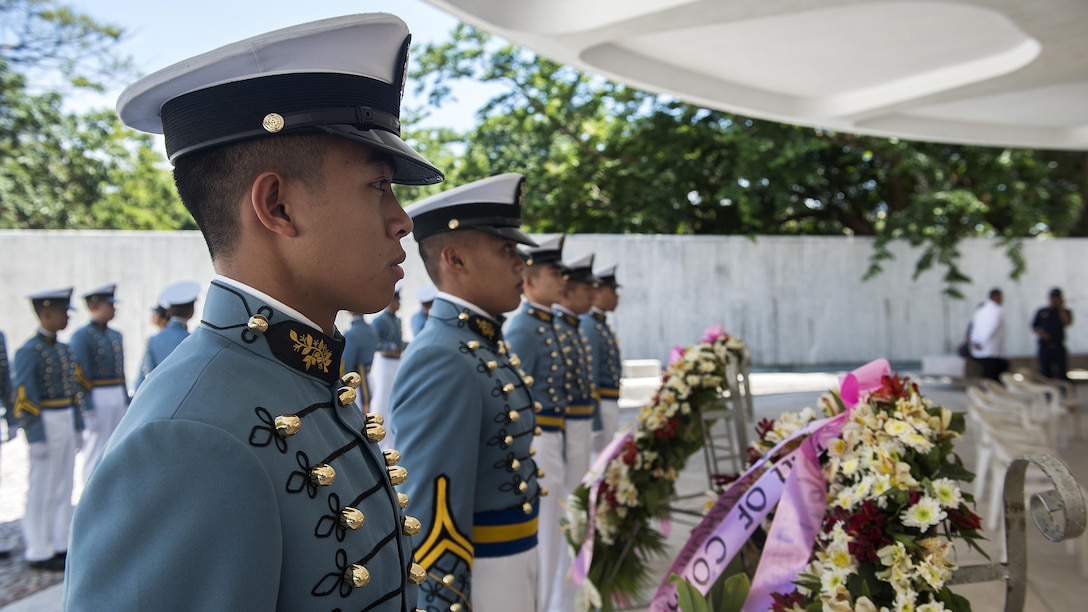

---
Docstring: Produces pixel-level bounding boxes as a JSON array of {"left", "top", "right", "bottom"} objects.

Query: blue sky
[{"left": 63, "top": 0, "right": 500, "bottom": 131}]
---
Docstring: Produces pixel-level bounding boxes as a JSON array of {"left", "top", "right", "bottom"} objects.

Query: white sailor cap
[
  {"left": 520, "top": 234, "right": 565, "bottom": 266},
  {"left": 405, "top": 172, "right": 537, "bottom": 246},
  {"left": 414, "top": 283, "right": 438, "bottom": 303},
  {"left": 116, "top": 13, "right": 442, "bottom": 186},
  {"left": 27, "top": 287, "right": 74, "bottom": 309},
  {"left": 593, "top": 264, "right": 621, "bottom": 288},
  {"left": 159, "top": 281, "right": 201, "bottom": 309},
  {"left": 561, "top": 254, "right": 598, "bottom": 284},
  {"left": 83, "top": 283, "right": 118, "bottom": 304}
]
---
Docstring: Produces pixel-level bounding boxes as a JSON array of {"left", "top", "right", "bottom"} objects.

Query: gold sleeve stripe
[
  {"left": 14, "top": 386, "right": 40, "bottom": 417},
  {"left": 413, "top": 475, "right": 475, "bottom": 570}
]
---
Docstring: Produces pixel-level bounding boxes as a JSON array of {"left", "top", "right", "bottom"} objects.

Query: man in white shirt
[{"left": 969, "top": 288, "right": 1009, "bottom": 380}]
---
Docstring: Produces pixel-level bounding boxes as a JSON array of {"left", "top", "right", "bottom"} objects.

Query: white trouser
[
  {"left": 24, "top": 408, "right": 76, "bottom": 561},
  {"left": 369, "top": 356, "right": 399, "bottom": 450},
  {"left": 473, "top": 547, "right": 539, "bottom": 612},
  {"left": 552, "top": 418, "right": 593, "bottom": 612},
  {"left": 534, "top": 430, "right": 567, "bottom": 612},
  {"left": 591, "top": 398, "right": 620, "bottom": 460},
  {"left": 82, "top": 385, "right": 128, "bottom": 484}
]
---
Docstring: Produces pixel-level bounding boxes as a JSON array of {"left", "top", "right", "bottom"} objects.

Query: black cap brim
[
  {"left": 319, "top": 125, "right": 442, "bottom": 186},
  {"left": 477, "top": 225, "right": 537, "bottom": 247}
]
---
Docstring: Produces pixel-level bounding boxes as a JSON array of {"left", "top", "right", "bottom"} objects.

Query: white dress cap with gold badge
[
  {"left": 404, "top": 172, "right": 537, "bottom": 246},
  {"left": 519, "top": 233, "right": 565, "bottom": 266},
  {"left": 593, "top": 264, "right": 621, "bottom": 288},
  {"left": 116, "top": 13, "right": 442, "bottom": 186},
  {"left": 561, "top": 254, "right": 598, "bottom": 283},
  {"left": 27, "top": 287, "right": 74, "bottom": 309}
]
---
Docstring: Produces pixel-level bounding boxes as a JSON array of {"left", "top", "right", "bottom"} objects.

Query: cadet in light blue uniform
[
  {"left": 135, "top": 280, "right": 200, "bottom": 390},
  {"left": 68, "top": 283, "right": 129, "bottom": 483},
  {"left": 342, "top": 312, "right": 378, "bottom": 412},
  {"left": 391, "top": 173, "right": 544, "bottom": 612},
  {"left": 581, "top": 265, "right": 623, "bottom": 455},
  {"left": 411, "top": 283, "right": 437, "bottom": 337},
  {"left": 14, "top": 288, "right": 85, "bottom": 571},
  {"left": 64, "top": 14, "right": 443, "bottom": 610},
  {"left": 506, "top": 234, "right": 570, "bottom": 611},
  {"left": 551, "top": 253, "right": 599, "bottom": 611},
  {"left": 370, "top": 288, "right": 406, "bottom": 438},
  {"left": 0, "top": 330, "right": 11, "bottom": 559}
]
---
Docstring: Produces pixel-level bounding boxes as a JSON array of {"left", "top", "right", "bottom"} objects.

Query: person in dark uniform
[
  {"left": 371, "top": 287, "right": 406, "bottom": 441},
  {"left": 342, "top": 311, "right": 379, "bottom": 413},
  {"left": 506, "top": 233, "right": 569, "bottom": 611},
  {"left": 64, "top": 14, "right": 442, "bottom": 610},
  {"left": 1032, "top": 287, "right": 1073, "bottom": 379},
  {"left": 581, "top": 264, "right": 622, "bottom": 456},
  {"left": 68, "top": 283, "right": 128, "bottom": 484},
  {"left": 13, "top": 288, "right": 85, "bottom": 571},
  {"left": 135, "top": 280, "right": 200, "bottom": 390},
  {"left": 390, "top": 173, "right": 545, "bottom": 611}
]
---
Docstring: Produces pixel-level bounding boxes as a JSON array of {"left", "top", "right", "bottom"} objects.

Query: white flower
[
  {"left": 917, "top": 603, "right": 948, "bottom": 612},
  {"left": 901, "top": 496, "right": 946, "bottom": 530},
  {"left": 929, "top": 478, "right": 963, "bottom": 509}
]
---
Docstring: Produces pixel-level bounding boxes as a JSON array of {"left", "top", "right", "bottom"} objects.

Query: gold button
[
  {"left": 383, "top": 448, "right": 401, "bottom": 466},
  {"left": 502, "top": 383, "right": 515, "bottom": 394},
  {"left": 366, "top": 423, "right": 386, "bottom": 443},
  {"left": 511, "top": 458, "right": 521, "bottom": 470},
  {"left": 537, "top": 326, "right": 546, "bottom": 334},
  {"left": 466, "top": 340, "right": 480, "bottom": 351},
  {"left": 522, "top": 502, "right": 533, "bottom": 514},
  {"left": 442, "top": 573, "right": 457, "bottom": 586},
  {"left": 337, "top": 386, "right": 357, "bottom": 407},
  {"left": 451, "top": 604, "right": 463, "bottom": 612},
  {"left": 523, "top": 375, "right": 534, "bottom": 386},
  {"left": 534, "top": 426, "right": 542, "bottom": 436},
  {"left": 518, "top": 481, "right": 528, "bottom": 492},
  {"left": 510, "top": 355, "right": 521, "bottom": 368},
  {"left": 340, "top": 507, "right": 365, "bottom": 530},
  {"left": 398, "top": 492, "right": 410, "bottom": 508},
  {"left": 529, "top": 447, "right": 537, "bottom": 456},
  {"left": 366, "top": 413, "right": 384, "bottom": 426},
  {"left": 458, "top": 312, "right": 469, "bottom": 321},
  {"left": 274, "top": 414, "right": 301, "bottom": 437},
  {"left": 310, "top": 464, "right": 336, "bottom": 486},
  {"left": 387, "top": 465, "right": 408, "bottom": 485},
  {"left": 550, "top": 351, "right": 558, "bottom": 358},
  {"left": 534, "top": 401, "right": 542, "bottom": 411},
  {"left": 448, "top": 219, "right": 460, "bottom": 230},
  {"left": 402, "top": 516, "right": 422, "bottom": 536},
  {"left": 497, "top": 344, "right": 506, "bottom": 355},
  {"left": 408, "top": 563, "right": 426, "bottom": 584},
  {"left": 540, "top": 486, "right": 549, "bottom": 497},
  {"left": 247, "top": 314, "right": 269, "bottom": 333},
  {"left": 508, "top": 410, "right": 520, "bottom": 423},
  {"left": 345, "top": 564, "right": 370, "bottom": 587},
  {"left": 486, "top": 360, "right": 498, "bottom": 371},
  {"left": 503, "top": 435, "right": 514, "bottom": 446},
  {"left": 340, "top": 372, "right": 361, "bottom": 389},
  {"left": 262, "top": 112, "right": 285, "bottom": 133},
  {"left": 537, "top": 468, "right": 545, "bottom": 478}
]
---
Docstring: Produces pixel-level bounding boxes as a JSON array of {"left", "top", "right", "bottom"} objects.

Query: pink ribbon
[
  {"left": 571, "top": 428, "right": 635, "bottom": 586},
  {"left": 700, "top": 324, "right": 728, "bottom": 344}
]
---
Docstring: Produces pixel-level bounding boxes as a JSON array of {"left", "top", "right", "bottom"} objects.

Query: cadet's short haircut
[
  {"left": 418, "top": 230, "right": 479, "bottom": 285},
  {"left": 172, "top": 134, "right": 332, "bottom": 261},
  {"left": 168, "top": 303, "right": 195, "bottom": 319}
]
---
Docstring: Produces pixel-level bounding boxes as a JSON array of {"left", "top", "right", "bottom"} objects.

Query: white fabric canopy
[{"left": 424, "top": 0, "right": 1088, "bottom": 150}]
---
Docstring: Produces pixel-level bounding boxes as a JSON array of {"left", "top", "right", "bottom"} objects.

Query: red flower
[
  {"left": 771, "top": 590, "right": 805, "bottom": 611},
  {"left": 831, "top": 499, "right": 893, "bottom": 563},
  {"left": 621, "top": 440, "right": 639, "bottom": 466},
  {"left": 654, "top": 417, "right": 682, "bottom": 441},
  {"left": 872, "top": 374, "right": 911, "bottom": 401},
  {"left": 755, "top": 418, "right": 776, "bottom": 440},
  {"left": 946, "top": 506, "right": 982, "bottom": 531}
]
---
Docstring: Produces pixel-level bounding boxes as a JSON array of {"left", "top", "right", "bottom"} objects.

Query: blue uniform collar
[{"left": 429, "top": 297, "right": 504, "bottom": 345}]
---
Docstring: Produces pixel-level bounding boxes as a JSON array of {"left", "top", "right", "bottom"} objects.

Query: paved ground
[{"left": 1, "top": 369, "right": 1086, "bottom": 610}]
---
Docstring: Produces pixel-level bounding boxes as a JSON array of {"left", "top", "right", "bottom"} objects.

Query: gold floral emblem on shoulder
[{"left": 290, "top": 329, "right": 332, "bottom": 373}]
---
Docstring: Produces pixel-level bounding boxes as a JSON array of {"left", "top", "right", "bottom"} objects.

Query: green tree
[
  {"left": 1, "top": 0, "right": 190, "bottom": 230},
  {"left": 410, "top": 25, "right": 1086, "bottom": 296}
]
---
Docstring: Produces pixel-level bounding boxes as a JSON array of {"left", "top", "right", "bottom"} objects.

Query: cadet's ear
[
  {"left": 250, "top": 171, "right": 299, "bottom": 238},
  {"left": 440, "top": 244, "right": 467, "bottom": 275}
]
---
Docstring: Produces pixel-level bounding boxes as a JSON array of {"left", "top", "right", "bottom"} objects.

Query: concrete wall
[{"left": 1, "top": 231, "right": 1084, "bottom": 386}]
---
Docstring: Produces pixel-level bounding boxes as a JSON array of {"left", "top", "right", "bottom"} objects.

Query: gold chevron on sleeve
[
  {"left": 414, "top": 475, "right": 475, "bottom": 570},
  {"left": 14, "top": 386, "right": 40, "bottom": 417},
  {"left": 74, "top": 363, "right": 92, "bottom": 391}
]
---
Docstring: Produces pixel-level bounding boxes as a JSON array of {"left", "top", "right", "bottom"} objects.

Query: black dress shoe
[
  {"left": 28, "top": 556, "right": 66, "bottom": 571},
  {"left": 0, "top": 550, "right": 11, "bottom": 559}
]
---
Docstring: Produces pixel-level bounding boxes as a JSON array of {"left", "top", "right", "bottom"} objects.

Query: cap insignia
[{"left": 262, "top": 113, "right": 285, "bottom": 133}]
